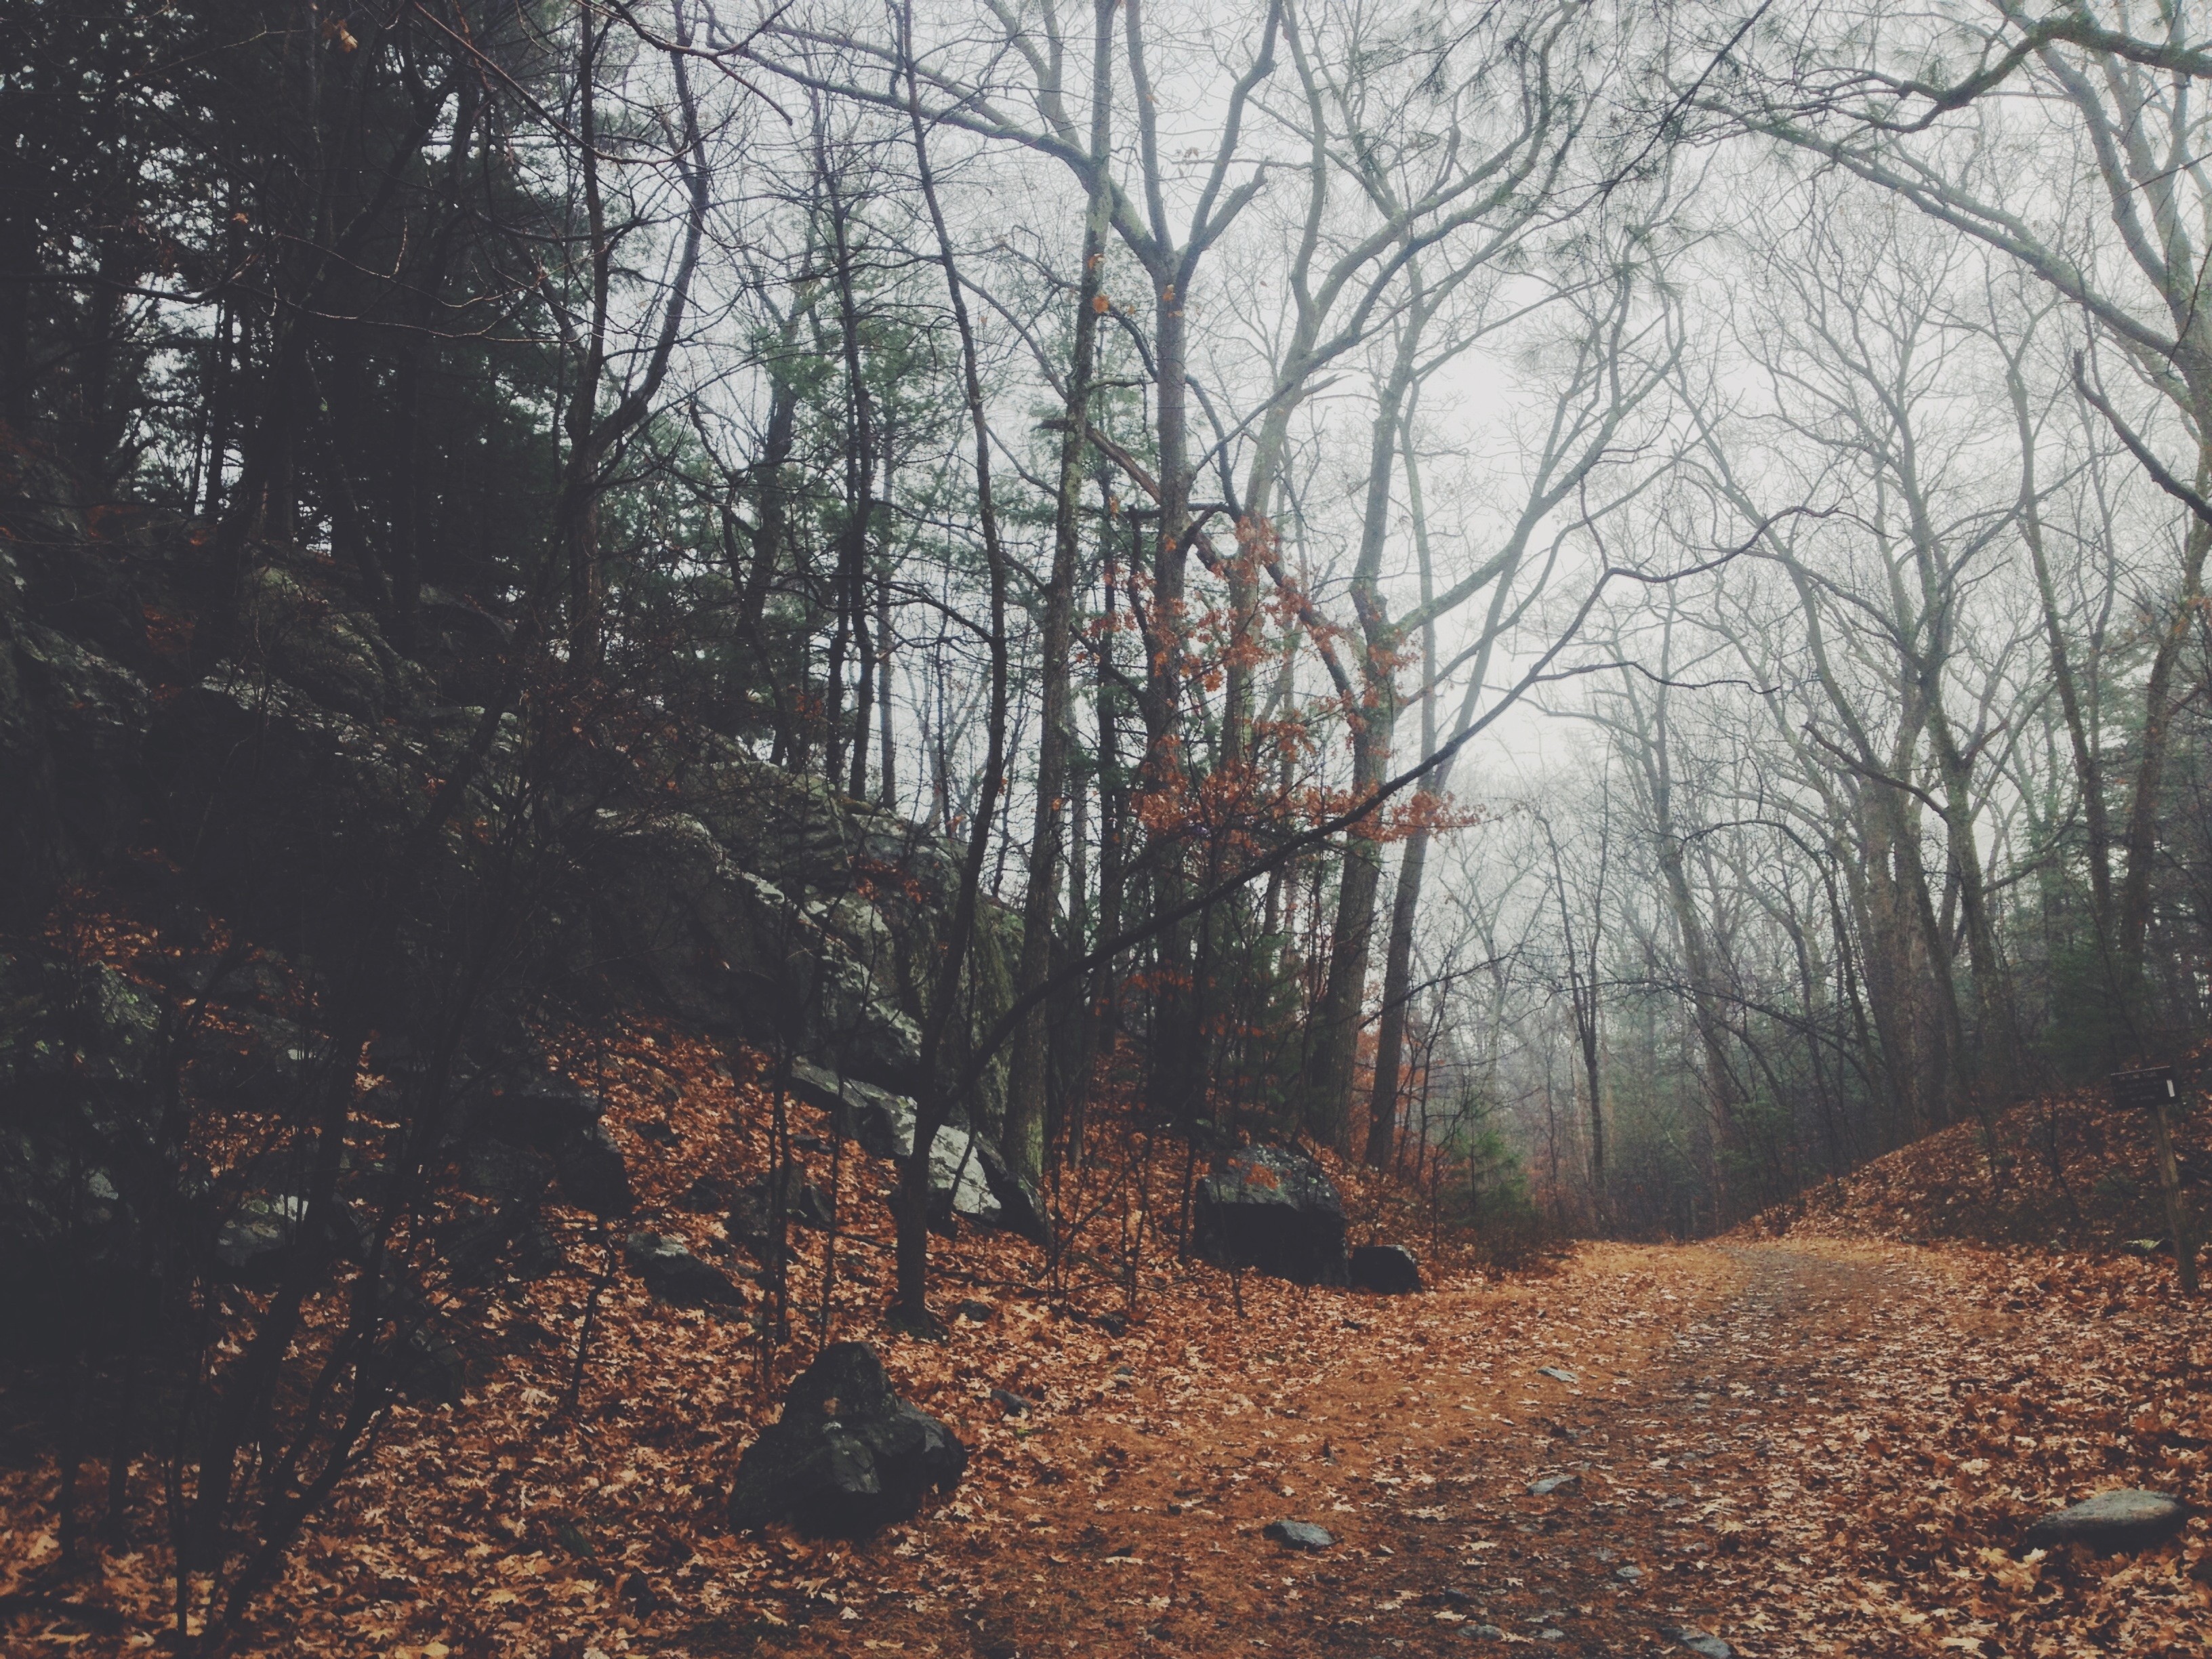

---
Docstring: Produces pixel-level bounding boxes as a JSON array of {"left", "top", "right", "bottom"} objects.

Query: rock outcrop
[
  {"left": 0, "top": 457, "right": 1039, "bottom": 1364},
  {"left": 785, "top": 1059, "right": 1044, "bottom": 1238},
  {"left": 457, "top": 1067, "right": 634, "bottom": 1218}
]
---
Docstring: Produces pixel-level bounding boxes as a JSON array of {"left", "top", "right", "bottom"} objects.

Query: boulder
[
  {"left": 729, "top": 1168, "right": 835, "bottom": 1242},
  {"left": 1192, "top": 1146, "right": 1348, "bottom": 1285},
  {"left": 1349, "top": 1244, "right": 1422, "bottom": 1294},
  {"left": 678, "top": 1172, "right": 739, "bottom": 1212},
  {"left": 457, "top": 1141, "right": 555, "bottom": 1208},
  {"left": 550, "top": 1122, "right": 632, "bottom": 1216},
  {"left": 392, "top": 1326, "right": 468, "bottom": 1405},
  {"left": 456, "top": 1071, "right": 631, "bottom": 1216},
  {"left": 916, "top": 1123, "right": 999, "bottom": 1229},
  {"left": 790, "top": 1059, "right": 912, "bottom": 1159},
  {"left": 728, "top": 1341, "right": 966, "bottom": 1536},
  {"left": 467, "top": 1071, "right": 606, "bottom": 1147},
  {"left": 0, "top": 954, "right": 170, "bottom": 1313},
  {"left": 969, "top": 1133, "right": 1048, "bottom": 1244},
  {"left": 626, "top": 1231, "right": 746, "bottom": 1308},
  {"left": 2022, "top": 1489, "right": 2187, "bottom": 1553},
  {"left": 787, "top": 1061, "right": 1007, "bottom": 1229},
  {"left": 441, "top": 1206, "right": 565, "bottom": 1285}
]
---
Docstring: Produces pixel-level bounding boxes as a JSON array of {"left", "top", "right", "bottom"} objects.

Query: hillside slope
[{"left": 1763, "top": 1065, "right": 2211, "bottom": 1258}]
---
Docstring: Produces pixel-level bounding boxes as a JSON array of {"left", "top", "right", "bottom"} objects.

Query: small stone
[
  {"left": 1660, "top": 1625, "right": 1734, "bottom": 1658},
  {"left": 954, "top": 1298, "right": 994, "bottom": 1322},
  {"left": 1536, "top": 1366, "right": 1578, "bottom": 1384},
  {"left": 1462, "top": 1625, "right": 1507, "bottom": 1641},
  {"left": 990, "top": 1388, "right": 1036, "bottom": 1417},
  {"left": 1527, "top": 1473, "right": 1579, "bottom": 1496},
  {"left": 1614, "top": 1564, "right": 1642, "bottom": 1580},
  {"left": 2023, "top": 1489, "right": 2187, "bottom": 1553},
  {"left": 1538, "top": 1631, "right": 1565, "bottom": 1642},
  {"left": 1263, "top": 1519, "right": 1332, "bottom": 1551}
]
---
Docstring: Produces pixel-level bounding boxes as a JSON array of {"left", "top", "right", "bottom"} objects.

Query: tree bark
[
  {"left": 891, "top": 12, "right": 1012, "bottom": 1326},
  {"left": 1004, "top": 0, "right": 1115, "bottom": 1187}
]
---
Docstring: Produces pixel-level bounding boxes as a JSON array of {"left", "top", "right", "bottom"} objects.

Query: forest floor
[
  {"left": 702, "top": 1236, "right": 2211, "bottom": 1659},
  {"left": 4, "top": 1018, "right": 2210, "bottom": 1657}
]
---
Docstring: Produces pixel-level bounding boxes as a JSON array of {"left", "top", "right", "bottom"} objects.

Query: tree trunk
[
  {"left": 1140, "top": 265, "right": 1199, "bottom": 1125},
  {"left": 2116, "top": 511, "right": 2211, "bottom": 973},
  {"left": 890, "top": 14, "right": 1012, "bottom": 1325},
  {"left": 1004, "top": 0, "right": 1115, "bottom": 1185},
  {"left": 1365, "top": 399, "right": 1440, "bottom": 1168},
  {"left": 1307, "top": 313, "right": 1419, "bottom": 1149}
]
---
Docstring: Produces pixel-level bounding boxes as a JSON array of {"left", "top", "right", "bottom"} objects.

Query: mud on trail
[{"left": 814, "top": 1240, "right": 2207, "bottom": 1659}]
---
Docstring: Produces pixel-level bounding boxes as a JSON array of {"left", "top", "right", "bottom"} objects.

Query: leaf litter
[{"left": 1, "top": 983, "right": 2206, "bottom": 1655}]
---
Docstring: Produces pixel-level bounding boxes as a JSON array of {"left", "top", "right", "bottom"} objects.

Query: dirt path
[
  {"left": 811, "top": 1241, "right": 1933, "bottom": 1658},
  {"left": 1227, "top": 1242, "right": 1896, "bottom": 1658},
  {"left": 9, "top": 1231, "right": 2194, "bottom": 1656}
]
